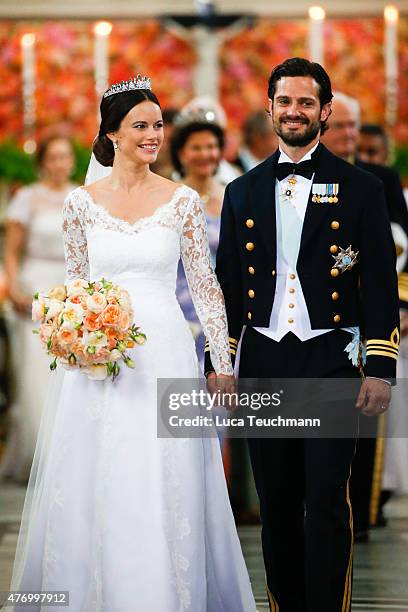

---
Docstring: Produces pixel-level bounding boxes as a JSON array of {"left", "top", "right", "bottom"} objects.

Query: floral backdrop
[
  {"left": 0, "top": 17, "right": 408, "bottom": 168},
  {"left": 0, "top": 20, "right": 196, "bottom": 147},
  {"left": 220, "top": 16, "right": 408, "bottom": 156}
]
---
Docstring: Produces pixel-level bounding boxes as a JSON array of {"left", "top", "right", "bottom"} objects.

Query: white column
[
  {"left": 308, "top": 6, "right": 326, "bottom": 65},
  {"left": 21, "top": 33, "right": 36, "bottom": 153}
]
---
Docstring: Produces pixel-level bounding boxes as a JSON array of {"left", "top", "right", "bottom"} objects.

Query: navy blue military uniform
[{"left": 205, "top": 143, "right": 400, "bottom": 611}]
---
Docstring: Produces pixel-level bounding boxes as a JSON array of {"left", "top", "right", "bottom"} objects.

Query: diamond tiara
[{"left": 103, "top": 75, "right": 152, "bottom": 98}]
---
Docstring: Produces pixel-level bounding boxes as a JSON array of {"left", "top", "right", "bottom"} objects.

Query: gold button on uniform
[
  {"left": 330, "top": 245, "right": 338, "bottom": 254},
  {"left": 289, "top": 273, "right": 296, "bottom": 280},
  {"left": 333, "top": 314, "right": 341, "bottom": 323},
  {"left": 288, "top": 318, "right": 294, "bottom": 324},
  {"left": 246, "top": 242, "right": 254, "bottom": 251},
  {"left": 331, "top": 292, "right": 339, "bottom": 301},
  {"left": 289, "top": 288, "right": 295, "bottom": 294},
  {"left": 248, "top": 266, "right": 255, "bottom": 275},
  {"left": 289, "top": 303, "right": 294, "bottom": 309},
  {"left": 272, "top": 269, "right": 276, "bottom": 276},
  {"left": 248, "top": 289, "right": 255, "bottom": 298},
  {"left": 246, "top": 219, "right": 254, "bottom": 228},
  {"left": 247, "top": 312, "right": 252, "bottom": 320},
  {"left": 331, "top": 221, "right": 340, "bottom": 230},
  {"left": 330, "top": 268, "right": 339, "bottom": 277}
]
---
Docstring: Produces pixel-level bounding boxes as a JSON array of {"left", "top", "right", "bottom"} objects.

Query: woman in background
[
  {"left": 0, "top": 135, "right": 75, "bottom": 482},
  {"left": 171, "top": 114, "right": 225, "bottom": 366}
]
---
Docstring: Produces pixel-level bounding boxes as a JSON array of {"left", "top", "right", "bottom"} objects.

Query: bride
[{"left": 7, "top": 77, "right": 257, "bottom": 612}]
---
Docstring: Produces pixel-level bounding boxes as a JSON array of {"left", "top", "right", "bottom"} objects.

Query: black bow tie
[{"left": 276, "top": 159, "right": 314, "bottom": 181}]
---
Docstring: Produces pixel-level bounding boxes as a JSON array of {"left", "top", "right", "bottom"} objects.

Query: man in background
[
  {"left": 234, "top": 110, "right": 278, "bottom": 172},
  {"left": 358, "top": 123, "right": 389, "bottom": 165},
  {"left": 322, "top": 93, "right": 408, "bottom": 541}
]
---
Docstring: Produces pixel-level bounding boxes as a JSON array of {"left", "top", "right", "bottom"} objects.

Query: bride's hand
[{"left": 206, "top": 373, "right": 237, "bottom": 410}]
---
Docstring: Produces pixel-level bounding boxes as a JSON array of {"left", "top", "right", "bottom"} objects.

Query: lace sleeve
[
  {"left": 180, "top": 190, "right": 233, "bottom": 375},
  {"left": 62, "top": 188, "right": 90, "bottom": 283}
]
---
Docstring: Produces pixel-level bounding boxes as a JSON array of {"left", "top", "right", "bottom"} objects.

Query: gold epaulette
[
  {"left": 205, "top": 337, "right": 238, "bottom": 355},
  {"left": 366, "top": 327, "right": 400, "bottom": 360},
  {"left": 398, "top": 272, "right": 408, "bottom": 302}
]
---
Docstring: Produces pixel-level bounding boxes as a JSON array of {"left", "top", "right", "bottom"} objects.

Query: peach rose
[
  {"left": 39, "top": 324, "right": 54, "bottom": 344},
  {"left": 56, "top": 327, "right": 78, "bottom": 346},
  {"left": 67, "top": 294, "right": 84, "bottom": 305},
  {"left": 84, "top": 312, "right": 101, "bottom": 332},
  {"left": 100, "top": 304, "right": 121, "bottom": 327},
  {"left": 32, "top": 299, "right": 46, "bottom": 322},
  {"left": 118, "top": 311, "right": 130, "bottom": 331}
]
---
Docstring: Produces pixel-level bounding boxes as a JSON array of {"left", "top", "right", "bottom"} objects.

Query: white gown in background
[
  {"left": 0, "top": 183, "right": 74, "bottom": 481},
  {"left": 8, "top": 184, "right": 256, "bottom": 612}
]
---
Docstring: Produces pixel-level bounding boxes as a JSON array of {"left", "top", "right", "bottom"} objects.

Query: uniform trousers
[{"left": 239, "top": 327, "right": 359, "bottom": 612}]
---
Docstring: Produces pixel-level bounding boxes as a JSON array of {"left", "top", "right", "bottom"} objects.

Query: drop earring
[{"left": 113, "top": 141, "right": 118, "bottom": 150}]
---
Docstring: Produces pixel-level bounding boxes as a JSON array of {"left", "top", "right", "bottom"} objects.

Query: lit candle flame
[
  {"left": 308, "top": 6, "right": 326, "bottom": 21},
  {"left": 384, "top": 5, "right": 399, "bottom": 23},
  {"left": 94, "top": 21, "right": 113, "bottom": 37}
]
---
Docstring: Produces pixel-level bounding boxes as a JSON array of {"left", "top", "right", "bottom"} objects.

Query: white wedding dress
[{"left": 8, "top": 184, "right": 256, "bottom": 612}]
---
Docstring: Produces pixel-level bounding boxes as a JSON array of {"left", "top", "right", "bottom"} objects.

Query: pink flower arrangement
[{"left": 32, "top": 278, "right": 146, "bottom": 381}]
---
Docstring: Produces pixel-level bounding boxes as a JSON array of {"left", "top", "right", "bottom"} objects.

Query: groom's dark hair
[{"left": 268, "top": 57, "right": 333, "bottom": 134}]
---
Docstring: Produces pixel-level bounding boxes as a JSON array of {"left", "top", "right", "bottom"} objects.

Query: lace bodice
[{"left": 62, "top": 185, "right": 233, "bottom": 375}]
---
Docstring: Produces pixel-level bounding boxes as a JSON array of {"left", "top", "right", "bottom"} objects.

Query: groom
[{"left": 205, "top": 58, "right": 399, "bottom": 611}]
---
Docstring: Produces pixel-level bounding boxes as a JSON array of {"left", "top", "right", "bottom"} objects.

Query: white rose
[
  {"left": 118, "top": 290, "right": 132, "bottom": 312},
  {"left": 60, "top": 303, "right": 85, "bottom": 329},
  {"left": 84, "top": 364, "right": 108, "bottom": 381},
  {"left": 110, "top": 349, "right": 122, "bottom": 361},
  {"left": 86, "top": 292, "right": 107, "bottom": 313},
  {"left": 84, "top": 331, "right": 108, "bottom": 348},
  {"left": 45, "top": 299, "right": 64, "bottom": 322}
]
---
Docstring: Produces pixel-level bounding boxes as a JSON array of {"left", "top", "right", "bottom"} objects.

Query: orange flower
[
  {"left": 84, "top": 312, "right": 101, "bottom": 332},
  {"left": 100, "top": 304, "right": 121, "bottom": 327},
  {"left": 56, "top": 328, "right": 78, "bottom": 346},
  {"left": 68, "top": 294, "right": 83, "bottom": 305}
]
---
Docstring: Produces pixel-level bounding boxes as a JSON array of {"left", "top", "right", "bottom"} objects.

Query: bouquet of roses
[{"left": 32, "top": 278, "right": 146, "bottom": 381}]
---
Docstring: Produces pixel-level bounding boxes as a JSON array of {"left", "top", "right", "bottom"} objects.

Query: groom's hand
[
  {"left": 206, "top": 373, "right": 237, "bottom": 410},
  {"left": 355, "top": 377, "right": 391, "bottom": 416}
]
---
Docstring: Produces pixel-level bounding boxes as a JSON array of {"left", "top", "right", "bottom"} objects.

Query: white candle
[
  {"left": 384, "top": 5, "right": 398, "bottom": 80},
  {"left": 384, "top": 5, "right": 399, "bottom": 131},
  {"left": 21, "top": 33, "right": 36, "bottom": 141},
  {"left": 94, "top": 21, "right": 112, "bottom": 97},
  {"left": 308, "top": 6, "right": 326, "bottom": 65}
]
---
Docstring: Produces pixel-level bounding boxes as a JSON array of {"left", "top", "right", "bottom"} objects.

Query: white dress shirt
[{"left": 255, "top": 142, "right": 332, "bottom": 342}]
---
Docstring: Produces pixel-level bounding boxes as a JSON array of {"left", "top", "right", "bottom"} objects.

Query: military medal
[
  {"left": 312, "top": 183, "right": 339, "bottom": 203},
  {"left": 281, "top": 176, "right": 298, "bottom": 202},
  {"left": 332, "top": 245, "right": 358, "bottom": 273}
]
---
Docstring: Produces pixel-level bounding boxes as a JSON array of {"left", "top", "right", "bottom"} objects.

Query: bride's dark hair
[{"left": 93, "top": 89, "right": 161, "bottom": 167}]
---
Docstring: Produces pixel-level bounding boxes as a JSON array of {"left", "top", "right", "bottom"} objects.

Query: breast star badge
[{"left": 332, "top": 245, "right": 359, "bottom": 273}]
